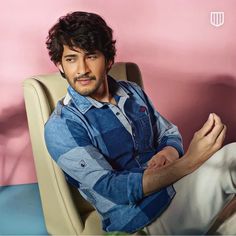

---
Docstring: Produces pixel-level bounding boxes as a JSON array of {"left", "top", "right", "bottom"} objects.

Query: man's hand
[
  {"left": 142, "top": 113, "right": 226, "bottom": 197},
  {"left": 147, "top": 146, "right": 179, "bottom": 169},
  {"left": 185, "top": 113, "right": 226, "bottom": 169}
]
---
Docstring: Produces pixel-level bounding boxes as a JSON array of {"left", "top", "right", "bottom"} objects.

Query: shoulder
[
  {"left": 117, "top": 80, "right": 145, "bottom": 97},
  {"left": 44, "top": 103, "right": 90, "bottom": 161},
  {"left": 45, "top": 105, "right": 89, "bottom": 140},
  {"left": 117, "top": 79, "right": 141, "bottom": 90}
]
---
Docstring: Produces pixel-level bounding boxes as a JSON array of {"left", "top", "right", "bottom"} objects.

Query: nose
[{"left": 77, "top": 58, "right": 90, "bottom": 75}]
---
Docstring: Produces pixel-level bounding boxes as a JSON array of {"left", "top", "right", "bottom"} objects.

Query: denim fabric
[{"left": 44, "top": 76, "right": 184, "bottom": 233}]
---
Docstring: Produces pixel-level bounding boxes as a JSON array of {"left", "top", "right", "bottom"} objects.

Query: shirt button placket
[{"left": 130, "top": 122, "right": 139, "bottom": 163}]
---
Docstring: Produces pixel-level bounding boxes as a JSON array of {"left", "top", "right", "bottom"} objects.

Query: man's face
[{"left": 58, "top": 45, "right": 110, "bottom": 97}]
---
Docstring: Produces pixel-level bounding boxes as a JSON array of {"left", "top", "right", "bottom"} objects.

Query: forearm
[{"left": 143, "top": 155, "right": 195, "bottom": 196}]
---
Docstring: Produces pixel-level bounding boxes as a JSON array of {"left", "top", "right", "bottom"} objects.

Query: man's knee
[
  {"left": 221, "top": 142, "right": 236, "bottom": 153},
  {"left": 220, "top": 142, "right": 236, "bottom": 164},
  {"left": 202, "top": 143, "right": 236, "bottom": 172}
]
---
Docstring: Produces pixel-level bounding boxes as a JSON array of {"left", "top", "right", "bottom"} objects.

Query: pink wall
[{"left": 1, "top": 0, "right": 236, "bottom": 186}]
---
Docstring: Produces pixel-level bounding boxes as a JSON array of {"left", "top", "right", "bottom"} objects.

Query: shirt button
[{"left": 116, "top": 112, "right": 120, "bottom": 116}]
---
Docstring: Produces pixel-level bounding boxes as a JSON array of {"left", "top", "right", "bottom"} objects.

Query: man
[{"left": 44, "top": 11, "right": 236, "bottom": 234}]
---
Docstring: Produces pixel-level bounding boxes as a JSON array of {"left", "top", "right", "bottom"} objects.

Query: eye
[
  {"left": 87, "top": 54, "right": 98, "bottom": 60},
  {"left": 65, "top": 58, "right": 75, "bottom": 62}
]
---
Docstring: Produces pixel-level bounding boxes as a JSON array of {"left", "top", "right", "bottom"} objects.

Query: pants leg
[
  {"left": 146, "top": 143, "right": 236, "bottom": 235},
  {"left": 216, "top": 208, "right": 236, "bottom": 234}
]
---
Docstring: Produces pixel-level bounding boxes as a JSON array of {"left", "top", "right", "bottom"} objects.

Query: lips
[
  {"left": 75, "top": 77, "right": 94, "bottom": 86},
  {"left": 76, "top": 79, "right": 90, "bottom": 85}
]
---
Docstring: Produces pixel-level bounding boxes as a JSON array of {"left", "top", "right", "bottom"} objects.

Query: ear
[
  {"left": 56, "top": 62, "right": 64, "bottom": 74},
  {"left": 106, "top": 60, "right": 113, "bottom": 72},
  {"left": 56, "top": 62, "right": 66, "bottom": 79}
]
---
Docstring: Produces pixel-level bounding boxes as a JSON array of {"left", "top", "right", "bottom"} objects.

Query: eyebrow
[
  {"left": 85, "top": 51, "right": 97, "bottom": 55},
  {"left": 63, "top": 51, "right": 97, "bottom": 58},
  {"left": 64, "top": 54, "right": 77, "bottom": 58}
]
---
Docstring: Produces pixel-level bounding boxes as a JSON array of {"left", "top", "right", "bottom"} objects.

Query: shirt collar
[{"left": 67, "top": 76, "right": 131, "bottom": 114}]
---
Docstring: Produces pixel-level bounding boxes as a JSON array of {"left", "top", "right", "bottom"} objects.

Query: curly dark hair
[{"left": 46, "top": 11, "right": 116, "bottom": 66}]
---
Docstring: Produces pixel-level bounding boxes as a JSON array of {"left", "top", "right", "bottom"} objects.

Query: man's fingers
[
  {"left": 213, "top": 125, "right": 227, "bottom": 149},
  {"left": 212, "top": 113, "right": 222, "bottom": 126},
  {"left": 147, "top": 161, "right": 155, "bottom": 168},
  {"left": 147, "top": 156, "right": 166, "bottom": 168},
  {"left": 206, "top": 114, "right": 224, "bottom": 142},
  {"left": 206, "top": 123, "right": 224, "bottom": 142},
  {"left": 197, "top": 113, "right": 214, "bottom": 138}
]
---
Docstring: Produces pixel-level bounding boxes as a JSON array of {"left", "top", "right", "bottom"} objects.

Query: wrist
[{"left": 181, "top": 152, "right": 199, "bottom": 173}]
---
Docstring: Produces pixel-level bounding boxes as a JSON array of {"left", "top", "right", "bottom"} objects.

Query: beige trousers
[{"left": 146, "top": 142, "right": 236, "bottom": 235}]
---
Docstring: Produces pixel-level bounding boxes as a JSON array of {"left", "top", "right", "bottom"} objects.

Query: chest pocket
[{"left": 132, "top": 111, "right": 154, "bottom": 152}]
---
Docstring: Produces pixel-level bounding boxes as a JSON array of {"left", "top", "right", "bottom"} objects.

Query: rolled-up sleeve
[
  {"left": 145, "top": 94, "right": 184, "bottom": 157},
  {"left": 154, "top": 112, "right": 184, "bottom": 157}
]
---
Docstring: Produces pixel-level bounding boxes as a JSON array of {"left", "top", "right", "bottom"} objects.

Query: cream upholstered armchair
[{"left": 23, "top": 62, "right": 143, "bottom": 235}]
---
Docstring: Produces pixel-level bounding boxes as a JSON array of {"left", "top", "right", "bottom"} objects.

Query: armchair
[{"left": 23, "top": 62, "right": 143, "bottom": 235}]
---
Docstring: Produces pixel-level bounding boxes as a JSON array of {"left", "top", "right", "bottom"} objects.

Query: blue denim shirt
[{"left": 44, "top": 76, "right": 184, "bottom": 233}]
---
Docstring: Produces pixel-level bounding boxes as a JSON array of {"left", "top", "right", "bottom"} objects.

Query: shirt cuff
[
  {"left": 158, "top": 136, "right": 184, "bottom": 157},
  {"left": 127, "top": 170, "right": 144, "bottom": 204}
]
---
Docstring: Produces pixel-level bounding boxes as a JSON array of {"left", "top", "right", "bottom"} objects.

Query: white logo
[{"left": 210, "top": 12, "right": 224, "bottom": 27}]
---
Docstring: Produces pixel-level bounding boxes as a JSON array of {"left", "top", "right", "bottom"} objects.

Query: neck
[{"left": 90, "top": 76, "right": 116, "bottom": 105}]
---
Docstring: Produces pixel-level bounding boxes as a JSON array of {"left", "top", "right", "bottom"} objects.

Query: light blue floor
[{"left": 0, "top": 183, "right": 48, "bottom": 235}]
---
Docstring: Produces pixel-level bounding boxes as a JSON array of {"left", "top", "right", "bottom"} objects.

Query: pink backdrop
[{"left": 1, "top": 0, "right": 236, "bottom": 186}]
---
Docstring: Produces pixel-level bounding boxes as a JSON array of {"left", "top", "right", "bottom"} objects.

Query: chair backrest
[{"left": 23, "top": 62, "right": 143, "bottom": 235}]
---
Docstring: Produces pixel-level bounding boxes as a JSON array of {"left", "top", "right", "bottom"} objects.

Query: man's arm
[
  {"left": 44, "top": 116, "right": 144, "bottom": 205},
  {"left": 143, "top": 113, "right": 226, "bottom": 196},
  {"left": 138, "top": 85, "right": 184, "bottom": 166}
]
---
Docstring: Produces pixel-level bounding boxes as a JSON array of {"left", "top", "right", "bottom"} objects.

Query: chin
[{"left": 77, "top": 88, "right": 96, "bottom": 96}]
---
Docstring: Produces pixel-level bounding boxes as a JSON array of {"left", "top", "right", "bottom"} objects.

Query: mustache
[{"left": 74, "top": 73, "right": 96, "bottom": 83}]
